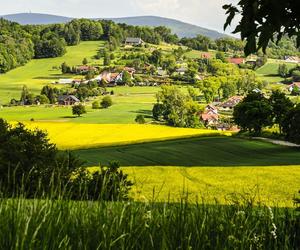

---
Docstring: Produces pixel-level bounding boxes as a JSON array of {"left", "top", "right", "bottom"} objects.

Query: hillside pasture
[
  {"left": 0, "top": 86, "right": 160, "bottom": 123},
  {"left": 0, "top": 41, "right": 105, "bottom": 103},
  {"left": 76, "top": 136, "right": 300, "bottom": 166},
  {"left": 256, "top": 60, "right": 297, "bottom": 83}
]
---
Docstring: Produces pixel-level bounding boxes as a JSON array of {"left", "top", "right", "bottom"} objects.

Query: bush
[
  {"left": 0, "top": 119, "right": 81, "bottom": 197},
  {"left": 92, "top": 101, "right": 100, "bottom": 109},
  {"left": 70, "top": 161, "right": 133, "bottom": 201},
  {"left": 101, "top": 96, "right": 113, "bottom": 109},
  {"left": 72, "top": 104, "right": 86, "bottom": 117},
  {"left": 0, "top": 119, "right": 132, "bottom": 201},
  {"left": 135, "top": 115, "right": 146, "bottom": 124}
]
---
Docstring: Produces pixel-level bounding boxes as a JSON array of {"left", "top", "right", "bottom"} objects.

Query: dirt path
[{"left": 253, "top": 137, "right": 300, "bottom": 147}]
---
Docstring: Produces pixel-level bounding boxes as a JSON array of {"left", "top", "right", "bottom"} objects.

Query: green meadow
[
  {"left": 256, "top": 60, "right": 297, "bottom": 83},
  {"left": 76, "top": 136, "right": 300, "bottom": 166},
  {"left": 0, "top": 41, "right": 105, "bottom": 103}
]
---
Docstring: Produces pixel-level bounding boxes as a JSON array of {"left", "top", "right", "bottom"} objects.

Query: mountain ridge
[{"left": 1, "top": 13, "right": 228, "bottom": 39}]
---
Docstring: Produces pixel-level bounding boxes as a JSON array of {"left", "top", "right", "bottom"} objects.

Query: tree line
[{"left": 234, "top": 91, "right": 300, "bottom": 143}]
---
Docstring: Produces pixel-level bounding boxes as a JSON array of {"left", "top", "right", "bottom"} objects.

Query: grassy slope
[
  {"left": 0, "top": 41, "right": 105, "bottom": 103},
  {"left": 0, "top": 86, "right": 158, "bottom": 123},
  {"left": 256, "top": 60, "right": 296, "bottom": 83},
  {"left": 76, "top": 136, "right": 300, "bottom": 166},
  {"left": 83, "top": 136, "right": 300, "bottom": 206}
]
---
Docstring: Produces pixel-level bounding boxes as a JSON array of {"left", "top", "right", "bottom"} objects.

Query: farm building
[
  {"left": 228, "top": 58, "right": 245, "bottom": 65},
  {"left": 201, "top": 52, "right": 212, "bottom": 59},
  {"left": 199, "top": 105, "right": 219, "bottom": 126},
  {"left": 284, "top": 56, "right": 300, "bottom": 63},
  {"left": 219, "top": 96, "right": 244, "bottom": 109},
  {"left": 200, "top": 113, "right": 219, "bottom": 126},
  {"left": 287, "top": 82, "right": 300, "bottom": 92},
  {"left": 76, "top": 65, "right": 97, "bottom": 74},
  {"left": 58, "top": 95, "right": 80, "bottom": 105},
  {"left": 176, "top": 67, "right": 187, "bottom": 75},
  {"left": 125, "top": 37, "right": 144, "bottom": 46},
  {"left": 57, "top": 79, "right": 73, "bottom": 84}
]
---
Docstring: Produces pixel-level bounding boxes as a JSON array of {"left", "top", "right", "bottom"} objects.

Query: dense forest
[{"left": 0, "top": 18, "right": 299, "bottom": 74}]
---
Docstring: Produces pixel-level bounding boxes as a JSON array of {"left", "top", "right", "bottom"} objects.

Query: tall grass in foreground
[{"left": 0, "top": 198, "right": 299, "bottom": 249}]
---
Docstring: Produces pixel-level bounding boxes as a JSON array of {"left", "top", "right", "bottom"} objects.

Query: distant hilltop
[{"left": 1, "top": 13, "right": 228, "bottom": 39}]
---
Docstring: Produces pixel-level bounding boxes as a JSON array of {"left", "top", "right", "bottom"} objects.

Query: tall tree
[
  {"left": 224, "top": 0, "right": 300, "bottom": 55},
  {"left": 269, "top": 90, "right": 294, "bottom": 133},
  {"left": 233, "top": 93, "right": 273, "bottom": 135}
]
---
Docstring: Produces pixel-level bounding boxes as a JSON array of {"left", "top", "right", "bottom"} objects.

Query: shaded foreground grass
[
  {"left": 76, "top": 136, "right": 300, "bottom": 166},
  {"left": 0, "top": 198, "right": 298, "bottom": 249}
]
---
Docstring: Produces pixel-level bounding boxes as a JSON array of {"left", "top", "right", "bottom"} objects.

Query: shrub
[
  {"left": 135, "top": 115, "right": 146, "bottom": 124},
  {"left": 92, "top": 101, "right": 100, "bottom": 109},
  {"left": 0, "top": 119, "right": 81, "bottom": 197},
  {"left": 72, "top": 104, "right": 86, "bottom": 117},
  {"left": 70, "top": 161, "right": 133, "bottom": 201},
  {"left": 0, "top": 119, "right": 132, "bottom": 201},
  {"left": 101, "top": 96, "right": 113, "bottom": 109}
]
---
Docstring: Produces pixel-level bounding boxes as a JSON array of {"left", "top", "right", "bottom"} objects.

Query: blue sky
[{"left": 0, "top": 0, "right": 239, "bottom": 34}]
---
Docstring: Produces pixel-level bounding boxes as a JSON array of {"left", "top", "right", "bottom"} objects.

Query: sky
[{"left": 0, "top": 0, "right": 239, "bottom": 34}]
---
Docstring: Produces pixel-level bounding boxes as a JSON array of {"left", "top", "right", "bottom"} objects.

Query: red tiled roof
[
  {"left": 124, "top": 67, "right": 136, "bottom": 73},
  {"left": 201, "top": 52, "right": 212, "bottom": 59},
  {"left": 220, "top": 96, "right": 244, "bottom": 108},
  {"left": 289, "top": 82, "right": 300, "bottom": 88},
  {"left": 201, "top": 113, "right": 218, "bottom": 121},
  {"left": 228, "top": 58, "right": 245, "bottom": 65}
]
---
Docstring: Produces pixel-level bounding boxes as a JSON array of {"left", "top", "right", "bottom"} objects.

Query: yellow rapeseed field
[
  {"left": 23, "top": 122, "right": 231, "bottom": 149},
  {"left": 89, "top": 166, "right": 300, "bottom": 207}
]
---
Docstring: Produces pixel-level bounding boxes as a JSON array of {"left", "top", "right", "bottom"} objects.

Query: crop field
[
  {"left": 117, "top": 166, "right": 300, "bottom": 206},
  {"left": 81, "top": 136, "right": 300, "bottom": 206},
  {"left": 22, "top": 122, "right": 229, "bottom": 149},
  {"left": 76, "top": 136, "right": 300, "bottom": 166},
  {"left": 0, "top": 41, "right": 105, "bottom": 103}
]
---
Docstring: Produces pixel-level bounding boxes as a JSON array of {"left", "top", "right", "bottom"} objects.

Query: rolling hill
[{"left": 1, "top": 13, "right": 227, "bottom": 39}]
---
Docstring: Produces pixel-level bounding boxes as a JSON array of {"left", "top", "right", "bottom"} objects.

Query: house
[
  {"left": 157, "top": 67, "right": 168, "bottom": 77},
  {"left": 200, "top": 113, "right": 219, "bottom": 126},
  {"left": 57, "top": 79, "right": 73, "bottom": 84},
  {"left": 287, "top": 82, "right": 300, "bottom": 92},
  {"left": 284, "top": 56, "right": 300, "bottom": 63},
  {"left": 252, "top": 88, "right": 262, "bottom": 93},
  {"left": 123, "top": 67, "right": 136, "bottom": 75},
  {"left": 228, "top": 58, "right": 245, "bottom": 65},
  {"left": 219, "top": 96, "right": 244, "bottom": 109},
  {"left": 58, "top": 95, "right": 80, "bottom": 105},
  {"left": 205, "top": 105, "right": 218, "bottom": 115},
  {"left": 176, "top": 67, "right": 187, "bottom": 75},
  {"left": 245, "top": 58, "right": 257, "bottom": 66},
  {"left": 201, "top": 52, "right": 212, "bottom": 59},
  {"left": 76, "top": 65, "right": 96, "bottom": 74},
  {"left": 125, "top": 37, "right": 144, "bottom": 46}
]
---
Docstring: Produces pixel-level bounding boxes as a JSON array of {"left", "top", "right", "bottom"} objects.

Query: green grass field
[
  {"left": 76, "top": 136, "right": 300, "bottom": 166},
  {"left": 0, "top": 86, "right": 158, "bottom": 123},
  {"left": 0, "top": 41, "right": 105, "bottom": 104},
  {"left": 82, "top": 136, "right": 300, "bottom": 205},
  {"left": 256, "top": 60, "right": 296, "bottom": 83}
]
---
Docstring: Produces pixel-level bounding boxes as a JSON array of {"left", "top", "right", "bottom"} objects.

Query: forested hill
[
  {"left": 1, "top": 13, "right": 227, "bottom": 39},
  {"left": 108, "top": 16, "right": 226, "bottom": 39},
  {"left": 1, "top": 13, "right": 72, "bottom": 25}
]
